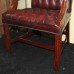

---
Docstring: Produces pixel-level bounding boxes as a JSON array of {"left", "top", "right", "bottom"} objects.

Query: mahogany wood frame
[{"left": 2, "top": 0, "right": 72, "bottom": 71}]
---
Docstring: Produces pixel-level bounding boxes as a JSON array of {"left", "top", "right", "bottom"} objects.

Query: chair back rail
[{"left": 10, "top": 0, "right": 72, "bottom": 13}]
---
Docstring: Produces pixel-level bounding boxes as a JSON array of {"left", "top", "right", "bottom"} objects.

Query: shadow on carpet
[{"left": 0, "top": 33, "right": 74, "bottom": 74}]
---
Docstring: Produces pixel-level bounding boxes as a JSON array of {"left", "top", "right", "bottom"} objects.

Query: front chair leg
[
  {"left": 54, "top": 35, "right": 62, "bottom": 71},
  {"left": 3, "top": 23, "right": 11, "bottom": 52}
]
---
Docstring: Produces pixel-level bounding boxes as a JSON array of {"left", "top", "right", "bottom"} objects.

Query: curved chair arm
[
  {"left": 3, "top": 0, "right": 18, "bottom": 14},
  {"left": 55, "top": 0, "right": 69, "bottom": 26}
]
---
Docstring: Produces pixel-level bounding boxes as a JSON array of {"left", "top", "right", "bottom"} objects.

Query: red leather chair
[{"left": 2, "top": 0, "right": 72, "bottom": 70}]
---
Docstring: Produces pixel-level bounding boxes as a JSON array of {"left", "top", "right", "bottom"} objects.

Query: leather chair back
[{"left": 31, "top": 0, "right": 64, "bottom": 10}]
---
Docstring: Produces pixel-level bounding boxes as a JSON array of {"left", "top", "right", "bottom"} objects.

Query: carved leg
[
  {"left": 66, "top": 22, "right": 70, "bottom": 44},
  {"left": 54, "top": 35, "right": 62, "bottom": 71},
  {"left": 3, "top": 23, "right": 11, "bottom": 52}
]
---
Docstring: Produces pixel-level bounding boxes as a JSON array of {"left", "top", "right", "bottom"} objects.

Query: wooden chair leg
[
  {"left": 66, "top": 22, "right": 70, "bottom": 44},
  {"left": 54, "top": 35, "right": 62, "bottom": 71},
  {"left": 3, "top": 23, "right": 11, "bottom": 52}
]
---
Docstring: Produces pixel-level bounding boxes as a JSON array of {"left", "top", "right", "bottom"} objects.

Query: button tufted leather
[
  {"left": 2, "top": 8, "right": 61, "bottom": 34},
  {"left": 2, "top": 0, "right": 71, "bottom": 34},
  {"left": 32, "top": 0, "right": 63, "bottom": 10}
]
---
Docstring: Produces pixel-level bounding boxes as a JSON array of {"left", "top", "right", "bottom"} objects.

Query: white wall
[
  {"left": 17, "top": 0, "right": 31, "bottom": 9},
  {"left": 18, "top": 0, "right": 74, "bottom": 44},
  {"left": 17, "top": 0, "right": 25, "bottom": 9}
]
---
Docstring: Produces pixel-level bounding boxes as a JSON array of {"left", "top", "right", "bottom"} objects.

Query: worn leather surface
[
  {"left": 2, "top": 8, "right": 62, "bottom": 34},
  {"left": 3, "top": 0, "right": 70, "bottom": 34},
  {"left": 32, "top": 0, "right": 63, "bottom": 10}
]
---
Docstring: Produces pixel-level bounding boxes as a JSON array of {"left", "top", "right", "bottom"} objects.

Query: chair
[{"left": 2, "top": 0, "right": 72, "bottom": 70}]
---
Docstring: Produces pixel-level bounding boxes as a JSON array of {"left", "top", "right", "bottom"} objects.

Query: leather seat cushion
[{"left": 2, "top": 8, "right": 61, "bottom": 34}]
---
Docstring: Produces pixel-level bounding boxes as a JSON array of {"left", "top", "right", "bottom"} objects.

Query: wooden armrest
[
  {"left": 3, "top": 0, "right": 18, "bottom": 14},
  {"left": 55, "top": 0, "right": 68, "bottom": 26}
]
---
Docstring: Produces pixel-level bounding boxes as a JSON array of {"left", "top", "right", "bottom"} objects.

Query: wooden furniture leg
[
  {"left": 54, "top": 35, "right": 62, "bottom": 70},
  {"left": 3, "top": 23, "right": 11, "bottom": 52},
  {"left": 66, "top": 22, "right": 70, "bottom": 44}
]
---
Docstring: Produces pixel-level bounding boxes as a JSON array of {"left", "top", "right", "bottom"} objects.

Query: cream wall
[
  {"left": 17, "top": 0, "right": 31, "bottom": 8},
  {"left": 18, "top": 0, "right": 74, "bottom": 44},
  {"left": 70, "top": 0, "right": 74, "bottom": 43},
  {"left": 17, "top": 0, "right": 25, "bottom": 9}
]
